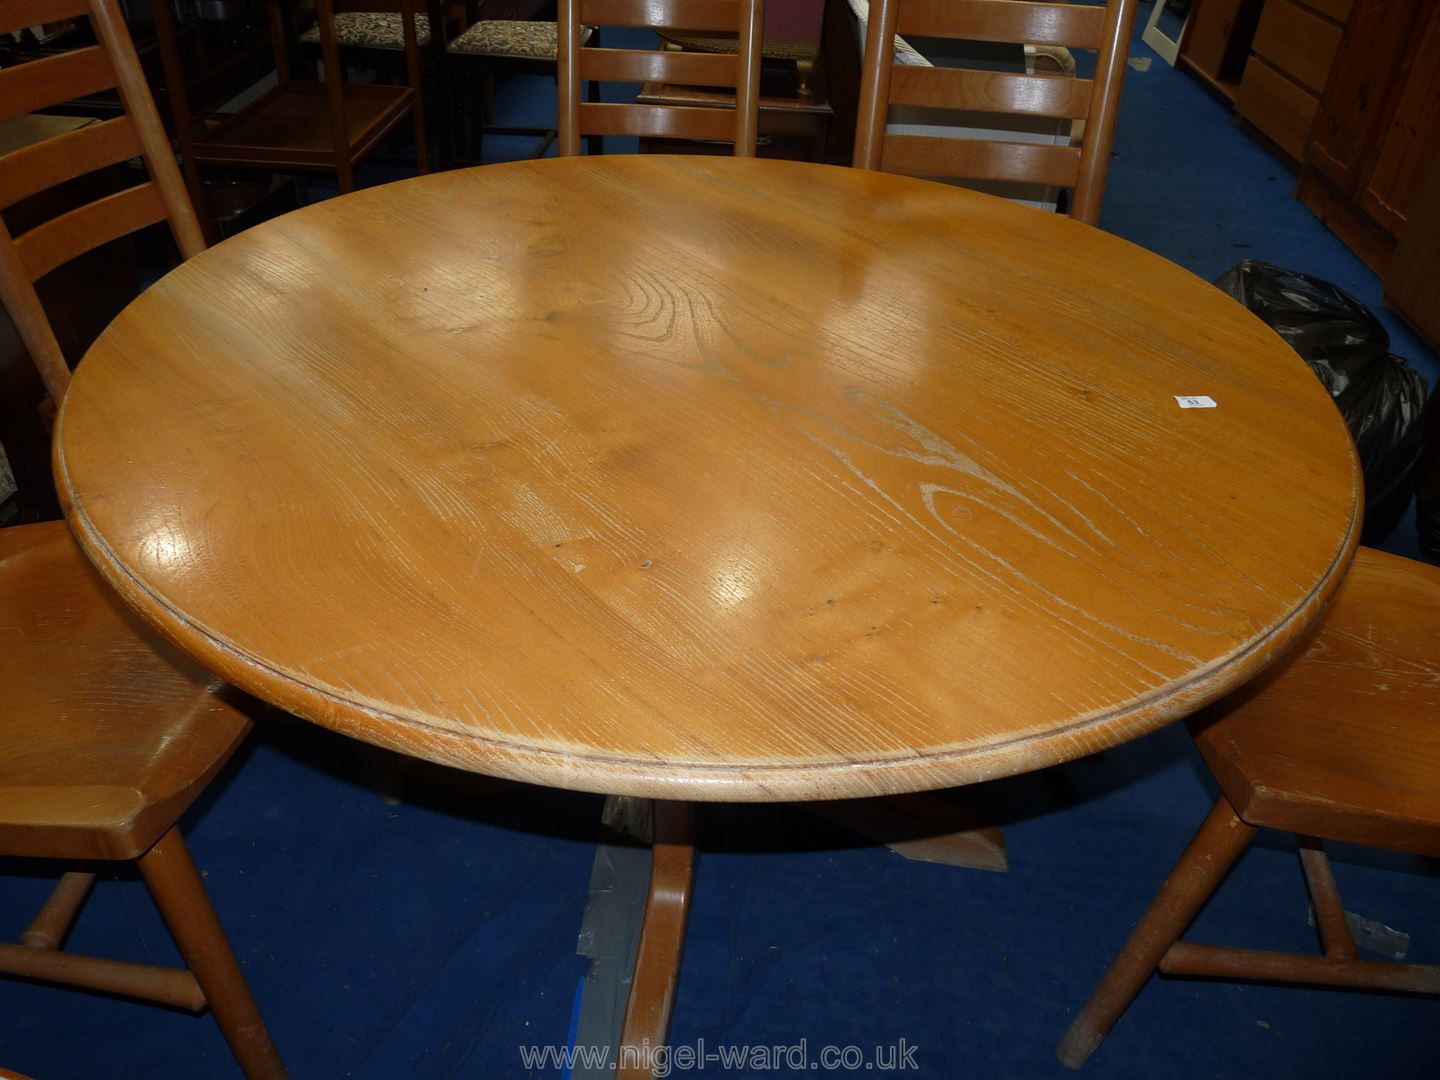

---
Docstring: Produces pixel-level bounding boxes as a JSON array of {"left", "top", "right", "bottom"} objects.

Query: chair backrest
[
  {"left": 0, "top": 0, "right": 205, "bottom": 404},
  {"left": 852, "top": 0, "right": 1140, "bottom": 225},
  {"left": 557, "top": 0, "right": 765, "bottom": 156}
]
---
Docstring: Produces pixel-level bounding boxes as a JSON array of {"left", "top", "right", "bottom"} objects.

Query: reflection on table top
[{"left": 56, "top": 155, "right": 1360, "bottom": 801}]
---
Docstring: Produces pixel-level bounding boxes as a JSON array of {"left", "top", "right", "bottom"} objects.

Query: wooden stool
[{"left": 1058, "top": 546, "right": 1440, "bottom": 1068}]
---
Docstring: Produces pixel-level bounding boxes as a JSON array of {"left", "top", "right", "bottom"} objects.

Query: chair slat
[
  {"left": 580, "top": 46, "right": 737, "bottom": 87},
  {"left": 15, "top": 182, "right": 168, "bottom": 284},
  {"left": 578, "top": 101, "right": 742, "bottom": 142},
  {"left": 560, "top": 0, "right": 761, "bottom": 155},
  {"left": 889, "top": 67, "right": 1093, "bottom": 119},
  {"left": 897, "top": 0, "right": 1106, "bottom": 49},
  {"left": 0, "top": 46, "right": 117, "bottom": 123},
  {"left": 0, "top": 0, "right": 91, "bottom": 36},
  {"left": 880, "top": 135, "right": 1082, "bottom": 188},
  {"left": 0, "top": 116, "right": 143, "bottom": 211},
  {"left": 583, "top": 0, "right": 744, "bottom": 33}
]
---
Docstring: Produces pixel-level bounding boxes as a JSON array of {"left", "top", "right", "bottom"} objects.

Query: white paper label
[{"left": 1175, "top": 395, "right": 1217, "bottom": 409}]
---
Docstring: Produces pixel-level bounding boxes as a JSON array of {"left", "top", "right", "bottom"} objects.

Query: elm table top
[{"left": 55, "top": 156, "right": 1361, "bottom": 802}]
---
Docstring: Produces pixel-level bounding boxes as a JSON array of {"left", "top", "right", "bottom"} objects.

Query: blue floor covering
[{"left": 3, "top": 6, "right": 1438, "bottom": 1077}]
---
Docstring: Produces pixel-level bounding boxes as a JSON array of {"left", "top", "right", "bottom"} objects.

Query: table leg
[
  {"left": 617, "top": 800, "right": 694, "bottom": 1078},
  {"left": 803, "top": 793, "right": 1009, "bottom": 872}
]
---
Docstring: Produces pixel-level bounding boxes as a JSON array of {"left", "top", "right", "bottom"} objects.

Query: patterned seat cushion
[
  {"left": 299, "top": 12, "right": 432, "bottom": 50},
  {"left": 447, "top": 20, "right": 592, "bottom": 60}
]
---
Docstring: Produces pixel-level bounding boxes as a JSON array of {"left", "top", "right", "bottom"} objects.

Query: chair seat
[
  {"left": 299, "top": 12, "right": 432, "bottom": 50},
  {"left": 0, "top": 521, "right": 251, "bottom": 861},
  {"left": 1190, "top": 546, "right": 1440, "bottom": 856},
  {"left": 448, "top": 20, "right": 591, "bottom": 60}
]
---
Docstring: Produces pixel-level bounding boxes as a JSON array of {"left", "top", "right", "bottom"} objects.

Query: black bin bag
[
  {"left": 1213, "top": 260, "right": 1430, "bottom": 542},
  {"left": 1416, "top": 404, "right": 1440, "bottom": 557}
]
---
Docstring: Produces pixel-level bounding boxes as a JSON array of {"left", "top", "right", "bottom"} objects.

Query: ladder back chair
[
  {"left": 557, "top": 0, "right": 764, "bottom": 156},
  {"left": 853, "top": 0, "right": 1140, "bottom": 225},
  {"left": 1058, "top": 546, "right": 1440, "bottom": 1068},
  {"left": 0, "top": 2, "right": 284, "bottom": 1075}
]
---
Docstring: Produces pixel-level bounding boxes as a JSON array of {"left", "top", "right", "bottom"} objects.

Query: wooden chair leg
[
  {"left": 1057, "top": 795, "right": 1255, "bottom": 1070},
  {"left": 138, "top": 826, "right": 287, "bottom": 1080},
  {"left": 1297, "top": 837, "right": 1358, "bottom": 958},
  {"left": 411, "top": 97, "right": 431, "bottom": 175},
  {"left": 21, "top": 871, "right": 95, "bottom": 949},
  {"left": 618, "top": 801, "right": 694, "bottom": 1079}
]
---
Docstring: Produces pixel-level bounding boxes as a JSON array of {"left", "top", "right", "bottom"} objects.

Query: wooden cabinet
[
  {"left": 1234, "top": 0, "right": 1346, "bottom": 159},
  {"left": 1387, "top": 140, "right": 1440, "bottom": 352},
  {"left": 1176, "top": 0, "right": 1440, "bottom": 346},
  {"left": 1179, "top": 0, "right": 1265, "bottom": 100},
  {"left": 1297, "top": 0, "right": 1440, "bottom": 271}
]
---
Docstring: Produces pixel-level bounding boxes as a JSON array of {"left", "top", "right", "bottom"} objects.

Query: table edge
[{"left": 55, "top": 416, "right": 1363, "bottom": 803}]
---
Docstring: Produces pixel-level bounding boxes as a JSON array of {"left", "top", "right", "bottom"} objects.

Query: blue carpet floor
[{"left": 3, "top": 5, "right": 1438, "bottom": 1077}]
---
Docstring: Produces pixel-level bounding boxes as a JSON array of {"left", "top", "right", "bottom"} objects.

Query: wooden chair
[
  {"left": 0, "top": 2, "right": 283, "bottom": 1075},
  {"left": 297, "top": 1, "right": 471, "bottom": 162},
  {"left": 152, "top": 0, "right": 428, "bottom": 202},
  {"left": 446, "top": 15, "right": 600, "bottom": 162},
  {"left": 1058, "top": 546, "right": 1440, "bottom": 1069},
  {"left": 557, "top": 0, "right": 765, "bottom": 155},
  {"left": 852, "top": 0, "right": 1141, "bottom": 225}
]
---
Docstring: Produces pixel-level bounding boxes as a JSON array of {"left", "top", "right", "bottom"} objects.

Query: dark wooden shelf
[
  {"left": 1178, "top": 54, "right": 1240, "bottom": 104},
  {"left": 193, "top": 80, "right": 416, "bottom": 171}
]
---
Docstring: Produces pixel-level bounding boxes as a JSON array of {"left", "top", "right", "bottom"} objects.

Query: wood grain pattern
[
  {"left": 887, "top": 67, "right": 1094, "bottom": 120},
  {"left": 880, "top": 135, "right": 1081, "bottom": 186},
  {"left": 1190, "top": 546, "right": 1440, "bottom": 856},
  {"left": 0, "top": 522, "right": 252, "bottom": 861},
  {"left": 57, "top": 156, "right": 1361, "bottom": 802}
]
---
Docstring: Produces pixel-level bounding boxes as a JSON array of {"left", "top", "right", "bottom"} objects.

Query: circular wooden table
[{"left": 56, "top": 156, "right": 1360, "bottom": 1068}]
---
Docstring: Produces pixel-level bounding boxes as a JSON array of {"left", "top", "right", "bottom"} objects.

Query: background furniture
[
  {"left": 1386, "top": 140, "right": 1440, "bottom": 351},
  {"left": 1140, "top": 0, "right": 1190, "bottom": 65},
  {"left": 557, "top": 0, "right": 764, "bottom": 154},
  {"left": 1234, "top": 0, "right": 1346, "bottom": 160},
  {"left": 1176, "top": 0, "right": 1262, "bottom": 97},
  {"left": 297, "top": 0, "right": 479, "bottom": 164},
  {"left": 0, "top": 2, "right": 281, "bottom": 1075},
  {"left": 851, "top": 0, "right": 1141, "bottom": 225},
  {"left": 1058, "top": 546, "right": 1440, "bottom": 1068},
  {"left": 447, "top": 14, "right": 595, "bottom": 161},
  {"left": 657, "top": 0, "right": 825, "bottom": 95},
  {"left": 850, "top": 5, "right": 1086, "bottom": 216},
  {"left": 1174, "top": 0, "right": 1440, "bottom": 347},
  {"left": 56, "top": 153, "right": 1361, "bottom": 1070},
  {"left": 153, "top": 0, "right": 428, "bottom": 199},
  {"left": 636, "top": 74, "right": 832, "bottom": 161}
]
